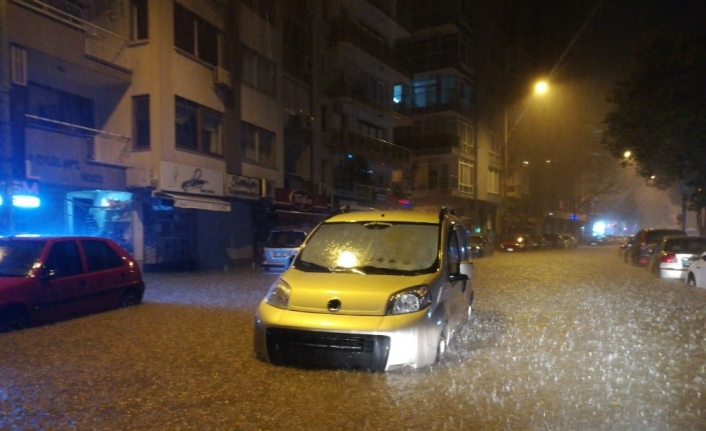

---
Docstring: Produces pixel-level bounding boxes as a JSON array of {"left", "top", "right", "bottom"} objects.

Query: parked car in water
[
  {"left": 260, "top": 229, "right": 308, "bottom": 272},
  {"left": 646, "top": 236, "right": 706, "bottom": 279},
  {"left": 529, "top": 233, "right": 549, "bottom": 250},
  {"left": 469, "top": 234, "right": 493, "bottom": 258},
  {"left": 542, "top": 233, "right": 564, "bottom": 249},
  {"left": 254, "top": 207, "right": 474, "bottom": 371},
  {"left": 0, "top": 235, "right": 144, "bottom": 332},
  {"left": 499, "top": 233, "right": 534, "bottom": 252},
  {"left": 686, "top": 252, "right": 706, "bottom": 288},
  {"left": 619, "top": 235, "right": 634, "bottom": 261},
  {"left": 628, "top": 228, "right": 686, "bottom": 266},
  {"left": 560, "top": 234, "right": 578, "bottom": 249}
]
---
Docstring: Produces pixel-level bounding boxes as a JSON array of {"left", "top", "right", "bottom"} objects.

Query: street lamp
[{"left": 502, "top": 80, "right": 550, "bottom": 234}]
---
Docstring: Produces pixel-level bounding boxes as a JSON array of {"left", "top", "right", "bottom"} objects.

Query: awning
[{"left": 157, "top": 192, "right": 231, "bottom": 212}]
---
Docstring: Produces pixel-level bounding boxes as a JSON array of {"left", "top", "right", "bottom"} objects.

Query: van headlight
[
  {"left": 387, "top": 285, "right": 432, "bottom": 315},
  {"left": 264, "top": 278, "right": 291, "bottom": 309}
]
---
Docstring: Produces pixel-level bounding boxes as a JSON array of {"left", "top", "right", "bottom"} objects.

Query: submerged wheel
[
  {"left": 687, "top": 274, "right": 696, "bottom": 287},
  {"left": 0, "top": 308, "right": 29, "bottom": 332},
  {"left": 119, "top": 289, "right": 142, "bottom": 308}
]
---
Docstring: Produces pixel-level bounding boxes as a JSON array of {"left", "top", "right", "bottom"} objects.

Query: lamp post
[{"left": 502, "top": 80, "right": 549, "bottom": 235}]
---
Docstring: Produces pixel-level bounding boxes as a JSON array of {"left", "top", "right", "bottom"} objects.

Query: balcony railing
[
  {"left": 25, "top": 114, "right": 131, "bottom": 167},
  {"left": 13, "top": 0, "right": 130, "bottom": 71},
  {"left": 328, "top": 16, "right": 410, "bottom": 76},
  {"left": 328, "top": 130, "right": 410, "bottom": 164},
  {"left": 366, "top": 0, "right": 413, "bottom": 32}
]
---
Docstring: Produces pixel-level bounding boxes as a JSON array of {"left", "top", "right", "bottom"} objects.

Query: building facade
[{"left": 1, "top": 0, "right": 557, "bottom": 270}]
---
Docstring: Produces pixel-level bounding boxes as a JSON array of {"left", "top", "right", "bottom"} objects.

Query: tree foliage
[{"left": 602, "top": 27, "right": 706, "bottom": 231}]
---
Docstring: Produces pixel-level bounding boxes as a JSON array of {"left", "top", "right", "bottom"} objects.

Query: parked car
[
  {"left": 619, "top": 235, "right": 634, "bottom": 261},
  {"left": 628, "top": 228, "right": 686, "bottom": 266},
  {"left": 686, "top": 252, "right": 706, "bottom": 288},
  {"left": 469, "top": 234, "right": 493, "bottom": 258},
  {"left": 0, "top": 235, "right": 144, "bottom": 332},
  {"left": 499, "top": 233, "right": 534, "bottom": 252},
  {"left": 260, "top": 229, "right": 308, "bottom": 272},
  {"left": 254, "top": 207, "right": 474, "bottom": 371},
  {"left": 646, "top": 236, "right": 706, "bottom": 279},
  {"left": 542, "top": 233, "right": 564, "bottom": 249},
  {"left": 560, "top": 234, "right": 578, "bottom": 249},
  {"left": 529, "top": 233, "right": 549, "bottom": 250}
]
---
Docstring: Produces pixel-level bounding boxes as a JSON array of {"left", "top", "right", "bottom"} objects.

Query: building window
[
  {"left": 242, "top": 121, "right": 276, "bottom": 167},
  {"left": 131, "top": 0, "right": 148, "bottom": 41},
  {"left": 175, "top": 96, "right": 222, "bottom": 156},
  {"left": 459, "top": 160, "right": 474, "bottom": 194},
  {"left": 459, "top": 120, "right": 473, "bottom": 154},
  {"left": 173, "top": 2, "right": 218, "bottom": 66},
  {"left": 28, "top": 83, "right": 94, "bottom": 129},
  {"left": 357, "top": 70, "right": 386, "bottom": 106},
  {"left": 242, "top": 46, "right": 276, "bottom": 96},
  {"left": 358, "top": 121, "right": 387, "bottom": 141},
  {"left": 133, "top": 95, "right": 150, "bottom": 149},
  {"left": 488, "top": 168, "right": 500, "bottom": 195}
]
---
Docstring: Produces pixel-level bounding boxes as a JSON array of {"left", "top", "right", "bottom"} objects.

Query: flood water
[{"left": 1, "top": 245, "right": 705, "bottom": 430}]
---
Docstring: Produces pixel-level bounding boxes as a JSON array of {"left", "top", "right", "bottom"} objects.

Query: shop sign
[
  {"left": 25, "top": 128, "right": 124, "bottom": 189},
  {"left": 161, "top": 161, "right": 224, "bottom": 196},
  {"left": 1, "top": 179, "right": 39, "bottom": 196},
  {"left": 290, "top": 189, "right": 314, "bottom": 211},
  {"left": 226, "top": 174, "right": 260, "bottom": 199}
]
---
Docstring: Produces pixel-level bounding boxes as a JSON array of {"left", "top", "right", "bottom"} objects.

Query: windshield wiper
[{"left": 296, "top": 260, "right": 332, "bottom": 273}]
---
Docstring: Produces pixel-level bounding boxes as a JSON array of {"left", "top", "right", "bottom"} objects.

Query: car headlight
[
  {"left": 264, "top": 278, "right": 291, "bottom": 309},
  {"left": 386, "top": 285, "right": 432, "bottom": 315}
]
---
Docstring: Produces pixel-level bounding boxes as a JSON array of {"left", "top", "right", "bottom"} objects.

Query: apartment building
[
  {"left": 1, "top": 0, "right": 258, "bottom": 270},
  {"left": 1, "top": 0, "right": 548, "bottom": 270},
  {"left": 393, "top": 0, "right": 493, "bottom": 233}
]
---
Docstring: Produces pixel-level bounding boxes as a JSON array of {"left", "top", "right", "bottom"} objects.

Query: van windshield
[{"left": 297, "top": 222, "right": 439, "bottom": 274}]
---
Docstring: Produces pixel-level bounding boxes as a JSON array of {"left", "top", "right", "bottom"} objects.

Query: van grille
[{"left": 266, "top": 328, "right": 390, "bottom": 371}]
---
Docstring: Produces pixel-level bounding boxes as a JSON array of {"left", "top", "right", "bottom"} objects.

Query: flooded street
[{"left": 1, "top": 245, "right": 705, "bottom": 430}]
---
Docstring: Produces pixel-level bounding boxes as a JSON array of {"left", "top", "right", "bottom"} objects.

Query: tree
[{"left": 602, "top": 28, "right": 706, "bottom": 234}]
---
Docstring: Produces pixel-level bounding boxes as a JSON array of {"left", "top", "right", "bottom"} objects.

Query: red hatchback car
[
  {"left": 499, "top": 233, "right": 535, "bottom": 252},
  {"left": 0, "top": 236, "right": 145, "bottom": 332}
]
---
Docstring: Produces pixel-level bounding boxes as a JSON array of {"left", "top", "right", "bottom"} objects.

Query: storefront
[{"left": 137, "top": 161, "right": 239, "bottom": 272}]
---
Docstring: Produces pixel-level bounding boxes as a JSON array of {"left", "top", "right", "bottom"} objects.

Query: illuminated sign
[
  {"left": 0, "top": 179, "right": 41, "bottom": 208},
  {"left": 289, "top": 189, "right": 314, "bottom": 211}
]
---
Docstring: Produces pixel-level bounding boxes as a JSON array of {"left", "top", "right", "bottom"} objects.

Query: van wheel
[
  {"left": 0, "top": 308, "right": 29, "bottom": 332},
  {"left": 119, "top": 289, "right": 142, "bottom": 308},
  {"left": 687, "top": 274, "right": 696, "bottom": 287}
]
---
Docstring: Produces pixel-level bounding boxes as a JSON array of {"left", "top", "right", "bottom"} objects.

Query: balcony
[
  {"left": 13, "top": 0, "right": 131, "bottom": 71},
  {"left": 412, "top": 0, "right": 474, "bottom": 32},
  {"left": 328, "top": 16, "right": 410, "bottom": 77},
  {"left": 394, "top": 132, "right": 461, "bottom": 156},
  {"left": 327, "top": 130, "right": 410, "bottom": 165},
  {"left": 406, "top": 33, "right": 474, "bottom": 76},
  {"left": 26, "top": 114, "right": 131, "bottom": 167},
  {"left": 366, "top": 0, "right": 413, "bottom": 32}
]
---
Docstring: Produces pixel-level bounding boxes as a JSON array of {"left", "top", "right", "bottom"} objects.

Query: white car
[
  {"left": 647, "top": 236, "right": 706, "bottom": 279},
  {"left": 686, "top": 251, "right": 706, "bottom": 288}
]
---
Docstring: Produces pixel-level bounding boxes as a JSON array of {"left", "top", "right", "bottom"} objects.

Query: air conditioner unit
[{"left": 213, "top": 66, "right": 232, "bottom": 89}]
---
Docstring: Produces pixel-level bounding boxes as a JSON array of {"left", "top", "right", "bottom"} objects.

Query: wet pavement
[{"left": 1, "top": 245, "right": 705, "bottom": 430}]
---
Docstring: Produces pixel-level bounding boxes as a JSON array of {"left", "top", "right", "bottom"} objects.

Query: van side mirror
[{"left": 450, "top": 260, "right": 473, "bottom": 281}]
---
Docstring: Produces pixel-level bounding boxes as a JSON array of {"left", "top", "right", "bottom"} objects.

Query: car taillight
[{"left": 661, "top": 254, "right": 677, "bottom": 263}]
